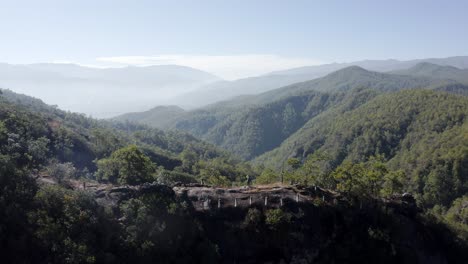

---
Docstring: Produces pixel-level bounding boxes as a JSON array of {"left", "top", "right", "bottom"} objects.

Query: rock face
[
  {"left": 90, "top": 182, "right": 332, "bottom": 209},
  {"left": 38, "top": 177, "right": 418, "bottom": 217},
  {"left": 93, "top": 182, "right": 175, "bottom": 208},
  {"left": 89, "top": 182, "right": 417, "bottom": 218},
  {"left": 173, "top": 184, "right": 338, "bottom": 210}
]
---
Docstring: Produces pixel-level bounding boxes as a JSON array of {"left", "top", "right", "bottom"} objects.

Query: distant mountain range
[
  {"left": 0, "top": 63, "right": 219, "bottom": 117},
  {"left": 166, "top": 56, "right": 468, "bottom": 107},
  {"left": 391, "top": 62, "right": 468, "bottom": 83},
  {"left": 1, "top": 56, "right": 467, "bottom": 118}
]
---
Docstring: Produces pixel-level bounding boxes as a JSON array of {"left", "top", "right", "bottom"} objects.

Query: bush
[
  {"left": 156, "top": 169, "right": 198, "bottom": 185},
  {"left": 265, "top": 209, "right": 291, "bottom": 230}
]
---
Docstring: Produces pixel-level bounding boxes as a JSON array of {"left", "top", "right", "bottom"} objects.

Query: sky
[{"left": 1, "top": 0, "right": 467, "bottom": 79}]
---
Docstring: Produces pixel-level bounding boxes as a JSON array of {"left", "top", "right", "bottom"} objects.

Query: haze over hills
[
  {"left": 0, "top": 63, "right": 220, "bottom": 117},
  {"left": 2, "top": 56, "right": 467, "bottom": 119},
  {"left": 119, "top": 64, "right": 468, "bottom": 132},
  {"left": 391, "top": 62, "right": 468, "bottom": 84},
  {"left": 272, "top": 56, "right": 468, "bottom": 76},
  {"left": 166, "top": 56, "right": 468, "bottom": 107},
  {"left": 165, "top": 67, "right": 465, "bottom": 159}
]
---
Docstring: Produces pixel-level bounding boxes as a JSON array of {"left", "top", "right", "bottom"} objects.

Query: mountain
[
  {"left": 252, "top": 66, "right": 458, "bottom": 104},
  {"left": 272, "top": 56, "right": 468, "bottom": 76},
  {"left": 122, "top": 67, "right": 467, "bottom": 161},
  {"left": 0, "top": 63, "right": 220, "bottom": 117},
  {"left": 3, "top": 57, "right": 467, "bottom": 117},
  {"left": 112, "top": 105, "right": 185, "bottom": 128},
  {"left": 1, "top": 82, "right": 468, "bottom": 264},
  {"left": 256, "top": 90, "right": 468, "bottom": 206},
  {"left": 391, "top": 62, "right": 468, "bottom": 84},
  {"left": 166, "top": 73, "right": 326, "bottom": 108},
  {"left": 172, "top": 88, "right": 379, "bottom": 160},
  {"left": 167, "top": 56, "right": 468, "bottom": 107}
]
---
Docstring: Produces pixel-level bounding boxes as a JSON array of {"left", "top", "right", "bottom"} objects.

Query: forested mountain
[
  {"left": 0, "top": 63, "right": 220, "bottom": 117},
  {"left": 256, "top": 90, "right": 468, "bottom": 204},
  {"left": 141, "top": 67, "right": 467, "bottom": 161},
  {"left": 112, "top": 65, "right": 468, "bottom": 215},
  {"left": 174, "top": 88, "right": 379, "bottom": 160},
  {"left": 167, "top": 56, "right": 468, "bottom": 107},
  {"left": 392, "top": 62, "right": 468, "bottom": 84}
]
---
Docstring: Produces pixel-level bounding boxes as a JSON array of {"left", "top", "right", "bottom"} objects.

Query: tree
[
  {"left": 445, "top": 196, "right": 468, "bottom": 226},
  {"left": 332, "top": 156, "right": 405, "bottom": 201},
  {"left": 46, "top": 161, "right": 77, "bottom": 184},
  {"left": 265, "top": 209, "right": 291, "bottom": 230},
  {"left": 295, "top": 152, "right": 331, "bottom": 186},
  {"left": 332, "top": 161, "right": 366, "bottom": 198},
  {"left": 380, "top": 170, "right": 405, "bottom": 197},
  {"left": 255, "top": 168, "right": 278, "bottom": 185},
  {"left": 286, "top": 158, "right": 301, "bottom": 170},
  {"left": 180, "top": 148, "right": 197, "bottom": 172},
  {"left": 361, "top": 156, "right": 388, "bottom": 198},
  {"left": 96, "top": 145, "right": 156, "bottom": 185}
]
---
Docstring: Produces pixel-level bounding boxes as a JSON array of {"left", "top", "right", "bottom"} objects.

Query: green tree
[
  {"left": 255, "top": 168, "right": 278, "bottom": 185},
  {"left": 332, "top": 156, "right": 389, "bottom": 199},
  {"left": 293, "top": 152, "right": 330, "bottom": 186},
  {"left": 286, "top": 158, "right": 301, "bottom": 170},
  {"left": 446, "top": 196, "right": 468, "bottom": 226},
  {"left": 380, "top": 170, "right": 405, "bottom": 197},
  {"left": 332, "top": 161, "right": 366, "bottom": 198},
  {"left": 265, "top": 209, "right": 291, "bottom": 230},
  {"left": 96, "top": 145, "right": 156, "bottom": 185}
]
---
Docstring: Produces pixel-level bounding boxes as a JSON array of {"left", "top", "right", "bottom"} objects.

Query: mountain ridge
[
  {"left": 165, "top": 56, "right": 468, "bottom": 108},
  {"left": 391, "top": 62, "right": 468, "bottom": 84}
]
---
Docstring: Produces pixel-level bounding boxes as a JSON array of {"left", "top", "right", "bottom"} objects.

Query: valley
[{"left": 1, "top": 58, "right": 467, "bottom": 263}]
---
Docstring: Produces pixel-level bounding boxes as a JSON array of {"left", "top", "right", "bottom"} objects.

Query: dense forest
[
  {"left": 1, "top": 63, "right": 468, "bottom": 263},
  {"left": 137, "top": 65, "right": 468, "bottom": 161}
]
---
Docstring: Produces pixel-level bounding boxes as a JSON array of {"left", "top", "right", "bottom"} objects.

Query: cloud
[{"left": 96, "top": 54, "right": 322, "bottom": 80}]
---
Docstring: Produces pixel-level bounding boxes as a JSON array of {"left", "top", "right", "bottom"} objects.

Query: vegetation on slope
[
  {"left": 0, "top": 89, "right": 256, "bottom": 186},
  {"left": 256, "top": 90, "right": 468, "bottom": 208},
  {"left": 1, "top": 63, "right": 468, "bottom": 262},
  {"left": 124, "top": 67, "right": 467, "bottom": 162},
  {"left": 1, "top": 85, "right": 468, "bottom": 263}
]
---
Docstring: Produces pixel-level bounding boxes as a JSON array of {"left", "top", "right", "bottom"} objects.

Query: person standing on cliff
[{"left": 246, "top": 175, "right": 252, "bottom": 186}]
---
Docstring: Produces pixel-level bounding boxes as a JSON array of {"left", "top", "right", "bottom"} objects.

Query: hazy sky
[{"left": 1, "top": 0, "right": 467, "bottom": 79}]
